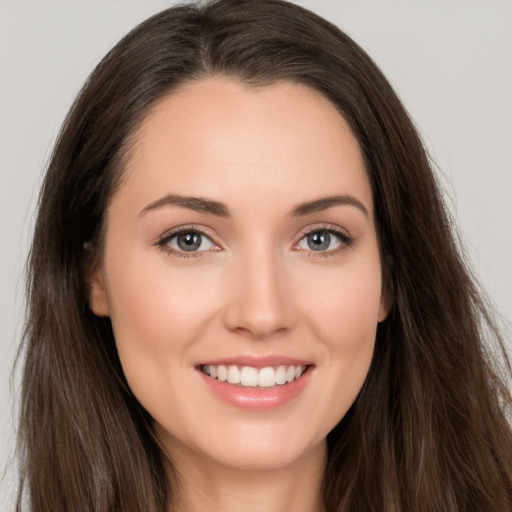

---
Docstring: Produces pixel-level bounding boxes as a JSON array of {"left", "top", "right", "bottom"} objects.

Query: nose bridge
[{"left": 223, "top": 241, "right": 292, "bottom": 338}]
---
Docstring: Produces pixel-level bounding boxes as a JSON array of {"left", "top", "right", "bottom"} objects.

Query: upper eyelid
[
  {"left": 298, "top": 223, "right": 352, "bottom": 239},
  {"left": 157, "top": 224, "right": 219, "bottom": 245},
  {"left": 295, "top": 224, "right": 355, "bottom": 255},
  {"left": 156, "top": 226, "right": 221, "bottom": 259}
]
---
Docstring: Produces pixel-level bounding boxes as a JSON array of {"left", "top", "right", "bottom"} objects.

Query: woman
[{"left": 16, "top": 0, "right": 512, "bottom": 511}]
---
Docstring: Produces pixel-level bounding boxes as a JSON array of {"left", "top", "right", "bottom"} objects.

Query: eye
[
  {"left": 295, "top": 228, "right": 352, "bottom": 253},
  {"left": 160, "top": 229, "right": 217, "bottom": 254}
]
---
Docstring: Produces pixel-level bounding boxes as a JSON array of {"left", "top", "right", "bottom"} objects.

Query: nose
[{"left": 222, "top": 249, "right": 294, "bottom": 339}]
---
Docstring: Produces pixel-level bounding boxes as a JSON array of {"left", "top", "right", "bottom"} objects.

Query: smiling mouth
[{"left": 200, "top": 364, "right": 308, "bottom": 388}]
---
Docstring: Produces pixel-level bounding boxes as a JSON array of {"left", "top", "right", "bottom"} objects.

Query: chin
[
  {"left": 160, "top": 417, "right": 329, "bottom": 474},
  {"left": 206, "top": 442, "right": 324, "bottom": 473}
]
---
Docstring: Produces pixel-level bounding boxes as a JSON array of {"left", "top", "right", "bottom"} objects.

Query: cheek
[
  {"left": 106, "top": 255, "right": 217, "bottom": 348},
  {"left": 302, "top": 256, "right": 382, "bottom": 348},
  {"left": 298, "top": 258, "right": 381, "bottom": 423},
  {"left": 103, "top": 254, "right": 221, "bottom": 404}
]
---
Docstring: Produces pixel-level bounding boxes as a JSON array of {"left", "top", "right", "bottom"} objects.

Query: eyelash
[
  {"left": 155, "top": 225, "right": 219, "bottom": 259},
  {"left": 297, "top": 224, "right": 355, "bottom": 257},
  {"left": 155, "top": 224, "right": 355, "bottom": 259}
]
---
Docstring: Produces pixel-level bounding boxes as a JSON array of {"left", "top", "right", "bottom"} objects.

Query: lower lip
[{"left": 198, "top": 367, "right": 313, "bottom": 410}]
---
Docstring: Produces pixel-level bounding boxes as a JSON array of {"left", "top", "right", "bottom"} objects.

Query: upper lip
[{"left": 198, "top": 355, "right": 314, "bottom": 368}]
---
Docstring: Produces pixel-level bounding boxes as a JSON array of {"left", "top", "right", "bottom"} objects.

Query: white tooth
[
  {"left": 217, "top": 365, "right": 228, "bottom": 382},
  {"left": 295, "top": 365, "right": 305, "bottom": 379},
  {"left": 209, "top": 365, "right": 217, "bottom": 379},
  {"left": 286, "top": 366, "right": 295, "bottom": 383},
  {"left": 240, "top": 366, "right": 258, "bottom": 387},
  {"left": 203, "top": 365, "right": 210, "bottom": 375},
  {"left": 275, "top": 366, "right": 287, "bottom": 385},
  {"left": 258, "top": 367, "right": 276, "bottom": 388},
  {"left": 227, "top": 365, "right": 241, "bottom": 384}
]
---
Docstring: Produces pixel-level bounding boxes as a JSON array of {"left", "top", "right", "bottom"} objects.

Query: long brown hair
[{"left": 17, "top": 1, "right": 512, "bottom": 510}]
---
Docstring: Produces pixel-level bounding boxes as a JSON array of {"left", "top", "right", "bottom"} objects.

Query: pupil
[
  {"left": 308, "top": 232, "right": 330, "bottom": 251},
  {"left": 177, "top": 232, "right": 201, "bottom": 251}
]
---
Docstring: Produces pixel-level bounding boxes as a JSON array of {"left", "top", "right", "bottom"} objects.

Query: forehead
[{"left": 117, "top": 77, "right": 373, "bottom": 217}]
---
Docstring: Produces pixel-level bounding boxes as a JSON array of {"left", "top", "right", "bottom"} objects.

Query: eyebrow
[
  {"left": 139, "top": 193, "right": 368, "bottom": 218},
  {"left": 139, "top": 194, "right": 230, "bottom": 217},
  {"left": 291, "top": 195, "right": 369, "bottom": 217}
]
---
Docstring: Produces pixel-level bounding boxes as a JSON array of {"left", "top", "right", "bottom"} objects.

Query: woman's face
[{"left": 90, "top": 78, "right": 387, "bottom": 472}]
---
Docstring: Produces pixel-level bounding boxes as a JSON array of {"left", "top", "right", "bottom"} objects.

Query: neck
[{"left": 165, "top": 441, "right": 327, "bottom": 512}]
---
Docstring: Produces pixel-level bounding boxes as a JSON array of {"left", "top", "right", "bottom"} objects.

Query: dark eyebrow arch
[
  {"left": 291, "top": 195, "right": 369, "bottom": 217},
  {"left": 139, "top": 194, "right": 230, "bottom": 217}
]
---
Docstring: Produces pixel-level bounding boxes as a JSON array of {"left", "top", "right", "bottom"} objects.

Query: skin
[{"left": 90, "top": 78, "right": 388, "bottom": 512}]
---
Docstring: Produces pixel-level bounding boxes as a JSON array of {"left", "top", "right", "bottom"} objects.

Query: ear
[
  {"left": 88, "top": 267, "right": 110, "bottom": 317},
  {"left": 377, "top": 286, "right": 392, "bottom": 323}
]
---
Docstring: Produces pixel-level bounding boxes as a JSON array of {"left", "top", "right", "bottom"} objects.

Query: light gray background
[{"left": 1, "top": 1, "right": 511, "bottom": 508}]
